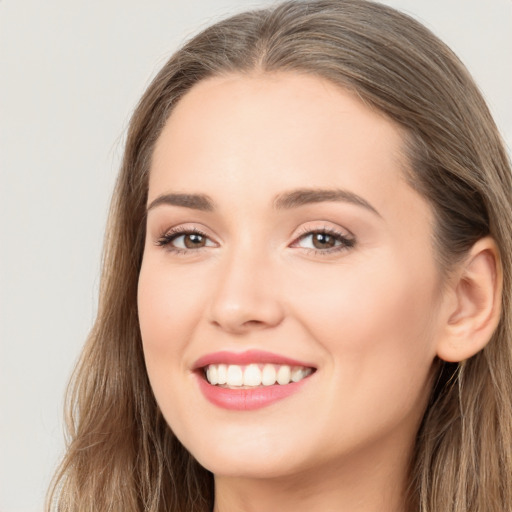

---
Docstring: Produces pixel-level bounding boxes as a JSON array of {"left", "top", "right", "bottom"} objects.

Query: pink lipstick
[
  {"left": 193, "top": 350, "right": 315, "bottom": 411},
  {"left": 193, "top": 349, "right": 313, "bottom": 369}
]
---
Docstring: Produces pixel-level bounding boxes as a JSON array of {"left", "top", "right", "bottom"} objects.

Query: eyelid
[
  {"left": 153, "top": 221, "right": 217, "bottom": 240},
  {"left": 295, "top": 220, "right": 354, "bottom": 238},
  {"left": 289, "top": 223, "right": 356, "bottom": 254},
  {"left": 292, "top": 222, "right": 354, "bottom": 239},
  {"left": 152, "top": 221, "right": 356, "bottom": 256},
  {"left": 154, "top": 224, "right": 219, "bottom": 252}
]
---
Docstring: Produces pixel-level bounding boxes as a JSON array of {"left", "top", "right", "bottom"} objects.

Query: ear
[{"left": 436, "top": 236, "right": 502, "bottom": 362}]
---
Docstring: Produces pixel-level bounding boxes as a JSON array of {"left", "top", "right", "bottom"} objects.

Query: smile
[
  {"left": 205, "top": 363, "right": 313, "bottom": 388},
  {"left": 194, "top": 350, "right": 316, "bottom": 410}
]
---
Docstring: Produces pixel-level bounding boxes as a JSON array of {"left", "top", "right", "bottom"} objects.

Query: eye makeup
[
  {"left": 155, "top": 226, "right": 216, "bottom": 255},
  {"left": 154, "top": 222, "right": 356, "bottom": 258},
  {"left": 290, "top": 225, "right": 356, "bottom": 256}
]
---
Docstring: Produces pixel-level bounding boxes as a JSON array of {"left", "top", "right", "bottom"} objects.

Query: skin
[{"left": 138, "top": 73, "right": 453, "bottom": 512}]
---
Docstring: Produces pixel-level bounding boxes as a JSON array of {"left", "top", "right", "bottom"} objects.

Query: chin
[
  {"left": 179, "top": 425, "right": 312, "bottom": 480},
  {"left": 196, "top": 452, "right": 306, "bottom": 480}
]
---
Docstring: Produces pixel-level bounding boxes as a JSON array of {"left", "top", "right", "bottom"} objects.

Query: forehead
[{"left": 149, "top": 72, "right": 428, "bottom": 225}]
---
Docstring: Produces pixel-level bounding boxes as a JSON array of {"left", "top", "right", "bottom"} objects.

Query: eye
[
  {"left": 156, "top": 227, "right": 216, "bottom": 252},
  {"left": 292, "top": 228, "right": 355, "bottom": 253},
  {"left": 172, "top": 232, "right": 211, "bottom": 249}
]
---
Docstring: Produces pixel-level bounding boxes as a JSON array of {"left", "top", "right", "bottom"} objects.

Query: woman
[{"left": 47, "top": 1, "right": 512, "bottom": 511}]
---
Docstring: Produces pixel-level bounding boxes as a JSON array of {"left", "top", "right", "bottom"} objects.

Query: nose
[{"left": 207, "top": 249, "right": 285, "bottom": 334}]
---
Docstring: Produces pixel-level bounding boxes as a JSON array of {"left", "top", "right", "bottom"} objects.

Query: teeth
[
  {"left": 276, "top": 365, "right": 291, "bottom": 385},
  {"left": 217, "top": 364, "right": 227, "bottom": 385},
  {"left": 261, "top": 364, "right": 277, "bottom": 386},
  {"left": 226, "top": 365, "right": 243, "bottom": 386},
  {"left": 291, "top": 367, "right": 308, "bottom": 382},
  {"left": 204, "top": 363, "right": 313, "bottom": 387},
  {"left": 206, "top": 365, "right": 218, "bottom": 385},
  {"left": 243, "top": 364, "right": 262, "bottom": 386}
]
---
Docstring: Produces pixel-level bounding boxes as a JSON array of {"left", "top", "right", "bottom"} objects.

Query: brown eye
[
  {"left": 311, "top": 233, "right": 336, "bottom": 249},
  {"left": 293, "top": 229, "right": 356, "bottom": 253},
  {"left": 183, "top": 233, "right": 207, "bottom": 248},
  {"left": 156, "top": 229, "right": 216, "bottom": 251}
]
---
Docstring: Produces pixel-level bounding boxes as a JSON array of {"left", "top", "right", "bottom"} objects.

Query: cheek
[
  {"left": 288, "top": 263, "right": 439, "bottom": 451},
  {"left": 137, "top": 260, "right": 205, "bottom": 357},
  {"left": 138, "top": 270, "right": 174, "bottom": 361},
  {"left": 287, "top": 252, "right": 440, "bottom": 399},
  {"left": 137, "top": 264, "right": 195, "bottom": 410},
  {"left": 137, "top": 260, "right": 204, "bottom": 427},
  {"left": 295, "top": 255, "right": 437, "bottom": 341}
]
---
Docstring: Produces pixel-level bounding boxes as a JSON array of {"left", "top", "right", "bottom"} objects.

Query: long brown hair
[{"left": 47, "top": 1, "right": 512, "bottom": 510}]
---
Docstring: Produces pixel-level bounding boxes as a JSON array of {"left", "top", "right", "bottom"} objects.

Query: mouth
[
  {"left": 193, "top": 350, "right": 316, "bottom": 410},
  {"left": 203, "top": 363, "right": 314, "bottom": 388}
]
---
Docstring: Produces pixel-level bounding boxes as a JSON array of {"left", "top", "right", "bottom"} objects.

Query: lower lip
[{"left": 196, "top": 374, "right": 310, "bottom": 411}]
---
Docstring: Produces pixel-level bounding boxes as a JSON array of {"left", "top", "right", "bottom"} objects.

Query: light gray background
[{"left": 1, "top": 1, "right": 511, "bottom": 510}]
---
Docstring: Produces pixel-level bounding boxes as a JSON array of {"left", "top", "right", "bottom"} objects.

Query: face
[{"left": 138, "top": 73, "right": 445, "bottom": 480}]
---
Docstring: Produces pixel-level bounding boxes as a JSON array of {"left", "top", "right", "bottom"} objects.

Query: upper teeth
[{"left": 205, "top": 364, "right": 312, "bottom": 388}]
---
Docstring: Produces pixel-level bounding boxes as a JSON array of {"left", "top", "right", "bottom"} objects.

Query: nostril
[
  {"left": 207, "top": 272, "right": 286, "bottom": 332},
  {"left": 209, "top": 312, "right": 283, "bottom": 334},
  {"left": 243, "top": 320, "right": 266, "bottom": 328}
]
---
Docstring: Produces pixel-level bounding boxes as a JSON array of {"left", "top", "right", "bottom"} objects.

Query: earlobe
[{"left": 436, "top": 236, "right": 502, "bottom": 363}]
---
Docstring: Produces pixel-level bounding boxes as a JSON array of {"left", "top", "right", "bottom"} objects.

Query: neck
[{"left": 212, "top": 439, "right": 412, "bottom": 512}]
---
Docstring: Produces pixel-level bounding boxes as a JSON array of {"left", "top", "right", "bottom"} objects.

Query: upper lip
[{"left": 192, "top": 349, "right": 316, "bottom": 370}]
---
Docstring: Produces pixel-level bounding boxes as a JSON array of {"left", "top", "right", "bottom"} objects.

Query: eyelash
[
  {"left": 291, "top": 226, "right": 356, "bottom": 255},
  {"left": 155, "top": 226, "right": 212, "bottom": 255},
  {"left": 155, "top": 226, "right": 356, "bottom": 256}
]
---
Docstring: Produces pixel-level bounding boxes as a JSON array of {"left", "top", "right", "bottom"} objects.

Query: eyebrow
[
  {"left": 146, "top": 188, "right": 380, "bottom": 217},
  {"left": 273, "top": 188, "right": 381, "bottom": 216},
  {"left": 147, "top": 193, "right": 215, "bottom": 212}
]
